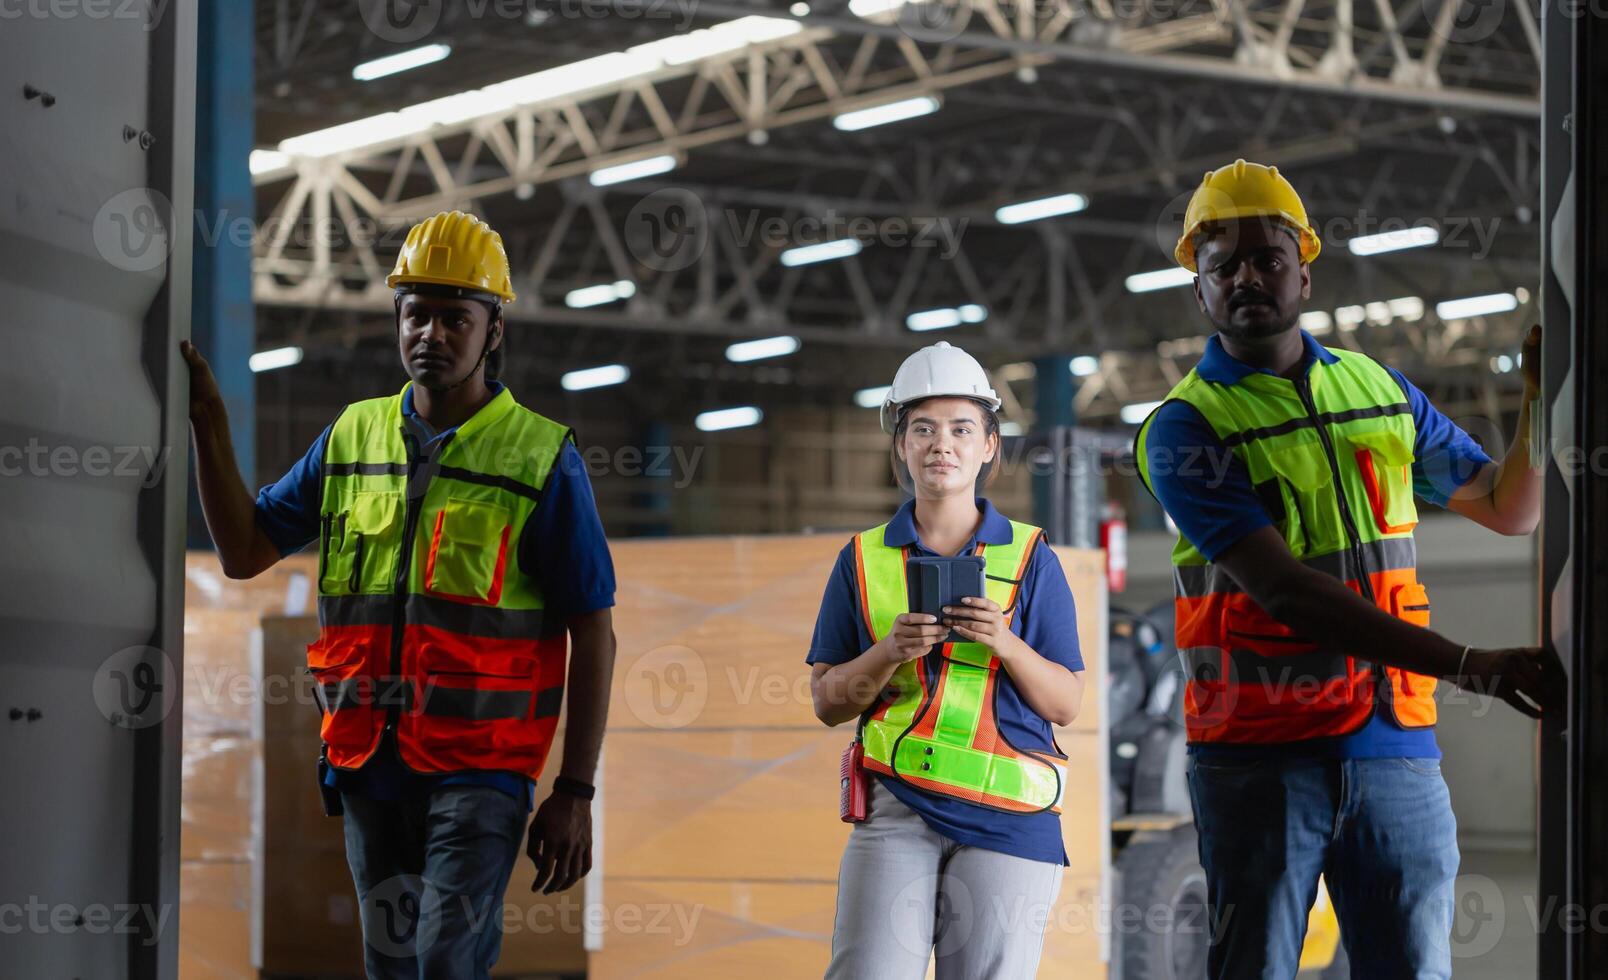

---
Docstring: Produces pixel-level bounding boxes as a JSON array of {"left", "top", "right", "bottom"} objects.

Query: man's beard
[{"left": 1213, "top": 294, "right": 1298, "bottom": 341}]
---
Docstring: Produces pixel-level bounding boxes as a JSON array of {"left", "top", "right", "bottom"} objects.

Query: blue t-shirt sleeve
[
  {"left": 807, "top": 541, "right": 870, "bottom": 666},
  {"left": 1384, "top": 366, "right": 1494, "bottom": 507},
  {"left": 254, "top": 423, "right": 331, "bottom": 557},
  {"left": 1143, "top": 400, "right": 1272, "bottom": 561},
  {"left": 518, "top": 440, "right": 616, "bottom": 618},
  {"left": 1016, "top": 539, "right": 1083, "bottom": 672}
]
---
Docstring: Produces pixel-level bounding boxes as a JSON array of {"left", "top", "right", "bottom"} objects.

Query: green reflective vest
[
  {"left": 1134, "top": 344, "right": 1437, "bottom": 744},
  {"left": 310, "top": 382, "right": 575, "bottom": 779},
  {"left": 853, "top": 520, "right": 1067, "bottom": 814}
]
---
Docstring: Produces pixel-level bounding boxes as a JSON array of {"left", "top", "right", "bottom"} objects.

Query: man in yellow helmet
[
  {"left": 1134, "top": 161, "right": 1562, "bottom": 977},
  {"left": 183, "top": 210, "right": 617, "bottom": 978}
]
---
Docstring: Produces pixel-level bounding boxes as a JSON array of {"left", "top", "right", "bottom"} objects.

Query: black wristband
[{"left": 553, "top": 776, "right": 596, "bottom": 801}]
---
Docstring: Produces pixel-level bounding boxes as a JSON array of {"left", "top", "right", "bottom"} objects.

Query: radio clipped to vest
[{"left": 839, "top": 729, "right": 868, "bottom": 823}]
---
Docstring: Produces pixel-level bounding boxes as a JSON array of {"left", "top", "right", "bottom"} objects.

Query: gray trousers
[{"left": 825, "top": 779, "right": 1063, "bottom": 980}]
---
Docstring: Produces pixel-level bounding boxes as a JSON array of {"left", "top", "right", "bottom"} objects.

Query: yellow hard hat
[
  {"left": 387, "top": 210, "right": 516, "bottom": 303},
  {"left": 1174, "top": 159, "right": 1321, "bottom": 272}
]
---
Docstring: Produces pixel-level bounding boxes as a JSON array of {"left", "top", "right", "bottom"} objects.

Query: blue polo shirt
[
  {"left": 808, "top": 497, "right": 1085, "bottom": 866},
  {"left": 254, "top": 381, "right": 616, "bottom": 809},
  {"left": 1142, "top": 330, "right": 1492, "bottom": 760}
]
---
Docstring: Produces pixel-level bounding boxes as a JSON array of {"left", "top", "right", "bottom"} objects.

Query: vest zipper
[
  {"left": 318, "top": 513, "right": 333, "bottom": 587},
  {"left": 386, "top": 426, "right": 430, "bottom": 733},
  {"left": 1293, "top": 375, "right": 1390, "bottom": 712}
]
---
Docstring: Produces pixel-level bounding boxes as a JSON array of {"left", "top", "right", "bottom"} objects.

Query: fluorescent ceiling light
[
  {"left": 249, "top": 346, "right": 303, "bottom": 373},
  {"left": 832, "top": 96, "right": 939, "bottom": 132},
  {"left": 696, "top": 406, "right": 764, "bottom": 431},
  {"left": 1125, "top": 267, "right": 1196, "bottom": 293},
  {"left": 1120, "top": 400, "right": 1163, "bottom": 424},
  {"left": 907, "top": 308, "right": 960, "bottom": 331},
  {"left": 353, "top": 44, "right": 452, "bottom": 82},
  {"left": 999, "top": 421, "right": 1025, "bottom": 436},
  {"left": 249, "top": 150, "right": 290, "bottom": 175},
  {"left": 726, "top": 335, "right": 800, "bottom": 362},
  {"left": 780, "top": 238, "right": 861, "bottom": 266},
  {"left": 565, "top": 280, "right": 637, "bottom": 309},
  {"left": 1436, "top": 292, "right": 1517, "bottom": 320},
  {"left": 1069, "top": 355, "right": 1100, "bottom": 376},
  {"left": 854, "top": 385, "right": 891, "bottom": 408},
  {"left": 994, "top": 193, "right": 1088, "bottom": 225},
  {"left": 1299, "top": 311, "right": 1333, "bottom": 334},
  {"left": 1387, "top": 296, "right": 1424, "bottom": 321},
  {"left": 849, "top": 0, "right": 907, "bottom": 14},
  {"left": 276, "top": 18, "right": 800, "bottom": 159},
  {"left": 590, "top": 154, "right": 677, "bottom": 186},
  {"left": 1347, "top": 226, "right": 1439, "bottom": 256},
  {"left": 905, "top": 305, "right": 988, "bottom": 331},
  {"left": 561, "top": 364, "right": 631, "bottom": 390}
]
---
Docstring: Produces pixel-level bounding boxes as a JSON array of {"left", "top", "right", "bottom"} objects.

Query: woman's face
[{"left": 896, "top": 397, "right": 997, "bottom": 498}]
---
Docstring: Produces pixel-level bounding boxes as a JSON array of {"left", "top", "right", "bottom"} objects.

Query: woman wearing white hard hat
[{"left": 808, "top": 340, "right": 1087, "bottom": 978}]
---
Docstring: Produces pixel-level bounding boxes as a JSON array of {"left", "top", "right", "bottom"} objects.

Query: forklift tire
[{"left": 1115, "top": 825, "right": 1210, "bottom": 980}]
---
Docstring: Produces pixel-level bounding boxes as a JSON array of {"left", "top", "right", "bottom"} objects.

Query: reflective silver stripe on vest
[
  {"left": 317, "top": 594, "right": 555, "bottom": 639},
  {"left": 317, "top": 677, "right": 414, "bottom": 713},
  {"left": 1173, "top": 537, "right": 1418, "bottom": 599},
  {"left": 421, "top": 686, "right": 534, "bottom": 721},
  {"left": 1180, "top": 645, "right": 1351, "bottom": 685},
  {"left": 1227, "top": 647, "right": 1351, "bottom": 685}
]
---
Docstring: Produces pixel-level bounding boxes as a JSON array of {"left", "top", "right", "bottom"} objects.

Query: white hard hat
[{"left": 881, "top": 341, "right": 1002, "bottom": 434}]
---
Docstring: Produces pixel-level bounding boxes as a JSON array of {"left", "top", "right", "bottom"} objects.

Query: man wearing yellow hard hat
[
  {"left": 1133, "top": 161, "right": 1562, "bottom": 976},
  {"left": 183, "top": 211, "right": 617, "bottom": 977}
]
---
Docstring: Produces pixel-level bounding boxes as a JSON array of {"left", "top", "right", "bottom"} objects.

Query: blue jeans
[
  {"left": 1186, "top": 755, "right": 1460, "bottom": 980},
  {"left": 341, "top": 786, "right": 527, "bottom": 979}
]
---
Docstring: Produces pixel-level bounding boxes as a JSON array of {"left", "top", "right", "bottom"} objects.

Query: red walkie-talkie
[{"left": 840, "top": 733, "right": 868, "bottom": 823}]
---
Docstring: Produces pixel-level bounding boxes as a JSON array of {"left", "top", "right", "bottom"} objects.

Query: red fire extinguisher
[{"left": 1100, "top": 502, "right": 1127, "bottom": 593}]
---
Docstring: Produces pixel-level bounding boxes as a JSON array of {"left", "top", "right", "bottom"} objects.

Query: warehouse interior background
[{"left": 2, "top": 0, "right": 1606, "bottom": 977}]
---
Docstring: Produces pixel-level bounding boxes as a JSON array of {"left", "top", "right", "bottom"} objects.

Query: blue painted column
[
  {"left": 188, "top": 0, "right": 256, "bottom": 547},
  {"left": 1031, "top": 355, "right": 1075, "bottom": 532}
]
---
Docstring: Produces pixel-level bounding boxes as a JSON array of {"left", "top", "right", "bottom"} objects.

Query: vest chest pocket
[
  {"left": 320, "top": 490, "right": 402, "bottom": 595},
  {"left": 1347, "top": 430, "right": 1419, "bottom": 534},
  {"left": 1261, "top": 442, "right": 1343, "bottom": 557},
  {"left": 424, "top": 497, "right": 512, "bottom": 605}
]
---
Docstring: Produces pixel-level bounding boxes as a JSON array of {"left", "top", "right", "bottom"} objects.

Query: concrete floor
[{"left": 1452, "top": 849, "right": 1539, "bottom": 979}]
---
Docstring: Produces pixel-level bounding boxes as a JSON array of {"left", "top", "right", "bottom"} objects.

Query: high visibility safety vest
[
  {"left": 853, "top": 520, "right": 1068, "bottom": 814},
  {"left": 1135, "top": 346, "right": 1438, "bottom": 745},
  {"left": 309, "top": 383, "right": 572, "bottom": 780}
]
